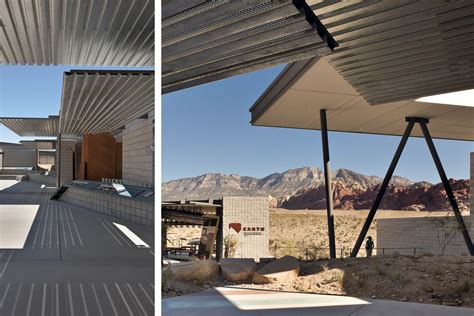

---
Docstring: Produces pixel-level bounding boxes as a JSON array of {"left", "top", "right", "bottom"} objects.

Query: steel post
[
  {"left": 419, "top": 121, "right": 474, "bottom": 256},
  {"left": 350, "top": 119, "right": 415, "bottom": 257},
  {"left": 320, "top": 109, "right": 336, "bottom": 259}
]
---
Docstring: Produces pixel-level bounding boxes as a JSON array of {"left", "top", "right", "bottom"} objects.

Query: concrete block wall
[
  {"left": 56, "top": 140, "right": 76, "bottom": 185},
  {"left": 28, "top": 174, "right": 57, "bottom": 187},
  {"left": 377, "top": 216, "right": 471, "bottom": 256},
  {"left": 0, "top": 145, "right": 36, "bottom": 167},
  {"left": 471, "top": 152, "right": 473, "bottom": 231},
  {"left": 60, "top": 186, "right": 154, "bottom": 227},
  {"left": 219, "top": 196, "right": 269, "bottom": 261},
  {"left": 122, "top": 111, "right": 154, "bottom": 188},
  {"left": 377, "top": 152, "right": 473, "bottom": 256}
]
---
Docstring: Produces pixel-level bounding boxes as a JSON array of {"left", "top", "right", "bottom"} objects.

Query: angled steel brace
[
  {"left": 419, "top": 120, "right": 474, "bottom": 256},
  {"left": 350, "top": 117, "right": 474, "bottom": 257}
]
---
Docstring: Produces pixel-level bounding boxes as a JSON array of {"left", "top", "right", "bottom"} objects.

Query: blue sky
[{"left": 162, "top": 65, "right": 473, "bottom": 184}]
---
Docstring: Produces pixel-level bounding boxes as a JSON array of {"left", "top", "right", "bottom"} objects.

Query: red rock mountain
[
  {"left": 281, "top": 179, "right": 470, "bottom": 212},
  {"left": 162, "top": 167, "right": 470, "bottom": 212}
]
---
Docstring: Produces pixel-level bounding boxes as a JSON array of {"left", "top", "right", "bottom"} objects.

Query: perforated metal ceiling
[
  {"left": 0, "top": 0, "right": 154, "bottom": 66},
  {"left": 162, "top": 0, "right": 336, "bottom": 94}
]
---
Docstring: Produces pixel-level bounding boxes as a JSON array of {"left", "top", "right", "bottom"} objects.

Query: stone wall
[
  {"left": 122, "top": 111, "right": 154, "bottom": 187},
  {"left": 219, "top": 196, "right": 269, "bottom": 261},
  {"left": 60, "top": 185, "right": 154, "bottom": 227},
  {"left": 377, "top": 152, "right": 473, "bottom": 256}
]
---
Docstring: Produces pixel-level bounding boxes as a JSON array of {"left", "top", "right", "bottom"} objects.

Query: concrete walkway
[
  {"left": 0, "top": 180, "right": 155, "bottom": 315},
  {"left": 162, "top": 287, "right": 474, "bottom": 316}
]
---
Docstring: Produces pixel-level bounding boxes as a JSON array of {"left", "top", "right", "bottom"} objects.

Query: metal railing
[{"left": 271, "top": 245, "right": 423, "bottom": 259}]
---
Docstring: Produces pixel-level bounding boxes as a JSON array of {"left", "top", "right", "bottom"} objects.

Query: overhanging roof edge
[
  {"left": 249, "top": 57, "right": 318, "bottom": 124},
  {"left": 251, "top": 122, "right": 474, "bottom": 143}
]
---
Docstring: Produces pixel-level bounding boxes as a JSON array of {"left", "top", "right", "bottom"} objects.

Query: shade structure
[
  {"left": 0, "top": 0, "right": 154, "bottom": 66},
  {"left": 300, "top": 1, "right": 474, "bottom": 105},
  {"left": 19, "top": 140, "right": 56, "bottom": 150},
  {"left": 251, "top": 57, "right": 474, "bottom": 141},
  {"left": 162, "top": 0, "right": 337, "bottom": 94},
  {"left": 0, "top": 116, "right": 59, "bottom": 137},
  {"left": 59, "top": 70, "right": 154, "bottom": 137}
]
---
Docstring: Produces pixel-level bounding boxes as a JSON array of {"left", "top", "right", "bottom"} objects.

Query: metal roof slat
[
  {"left": 106, "top": 0, "right": 150, "bottom": 66},
  {"left": 328, "top": 6, "right": 474, "bottom": 60},
  {"left": 162, "top": 3, "right": 301, "bottom": 59},
  {"left": 164, "top": 19, "right": 311, "bottom": 70},
  {"left": 355, "top": 58, "right": 474, "bottom": 92},
  {"left": 163, "top": 43, "right": 325, "bottom": 94},
  {"left": 99, "top": 0, "right": 137, "bottom": 66},
  {"left": 67, "top": 74, "right": 99, "bottom": 134},
  {"left": 369, "top": 79, "right": 474, "bottom": 105},
  {"left": 116, "top": 9, "right": 154, "bottom": 65},
  {"left": 87, "top": 75, "right": 150, "bottom": 132},
  {"left": 162, "top": 1, "right": 278, "bottom": 45},
  {"left": 98, "top": 79, "right": 154, "bottom": 131},
  {"left": 74, "top": 0, "right": 95, "bottom": 65},
  {"left": 71, "top": 74, "right": 130, "bottom": 134},
  {"left": 163, "top": 30, "right": 325, "bottom": 84},
  {"left": 334, "top": 31, "right": 474, "bottom": 78},
  {"left": 161, "top": 0, "right": 207, "bottom": 21}
]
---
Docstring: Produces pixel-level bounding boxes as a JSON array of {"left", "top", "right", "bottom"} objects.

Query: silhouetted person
[{"left": 365, "top": 236, "right": 374, "bottom": 257}]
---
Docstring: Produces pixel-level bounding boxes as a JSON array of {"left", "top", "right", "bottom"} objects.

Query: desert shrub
[
  {"left": 350, "top": 272, "right": 366, "bottom": 288},
  {"left": 390, "top": 272, "right": 410, "bottom": 285},
  {"left": 320, "top": 262, "right": 329, "bottom": 271},
  {"left": 430, "top": 213, "right": 461, "bottom": 255},
  {"left": 224, "top": 234, "right": 238, "bottom": 258},
  {"left": 329, "top": 269, "right": 344, "bottom": 285},
  {"left": 456, "top": 279, "right": 472, "bottom": 294},
  {"left": 162, "top": 268, "right": 172, "bottom": 292},
  {"left": 374, "top": 264, "right": 386, "bottom": 276}
]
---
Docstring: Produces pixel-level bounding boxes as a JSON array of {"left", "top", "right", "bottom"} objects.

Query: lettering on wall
[{"left": 229, "top": 223, "right": 265, "bottom": 236}]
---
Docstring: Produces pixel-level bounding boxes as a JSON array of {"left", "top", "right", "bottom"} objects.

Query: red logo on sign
[{"left": 229, "top": 223, "right": 241, "bottom": 233}]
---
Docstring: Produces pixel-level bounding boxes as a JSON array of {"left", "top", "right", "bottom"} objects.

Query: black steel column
[
  {"left": 350, "top": 119, "right": 415, "bottom": 257},
  {"left": 57, "top": 133, "right": 62, "bottom": 187},
  {"left": 320, "top": 109, "right": 336, "bottom": 259},
  {"left": 419, "top": 121, "right": 474, "bottom": 256}
]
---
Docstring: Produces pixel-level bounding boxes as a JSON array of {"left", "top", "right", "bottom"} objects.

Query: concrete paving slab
[
  {"left": 0, "top": 180, "right": 155, "bottom": 315},
  {"left": 0, "top": 205, "right": 39, "bottom": 248},
  {"left": 162, "top": 287, "right": 474, "bottom": 316}
]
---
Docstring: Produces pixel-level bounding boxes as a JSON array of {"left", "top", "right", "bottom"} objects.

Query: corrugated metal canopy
[
  {"left": 250, "top": 57, "right": 474, "bottom": 141},
  {"left": 1, "top": 0, "right": 154, "bottom": 66},
  {"left": 59, "top": 70, "right": 154, "bottom": 137},
  {"left": 162, "top": 0, "right": 337, "bottom": 94},
  {"left": 19, "top": 140, "right": 56, "bottom": 150},
  {"left": 0, "top": 116, "right": 59, "bottom": 137},
  {"left": 310, "top": 0, "right": 474, "bottom": 105}
]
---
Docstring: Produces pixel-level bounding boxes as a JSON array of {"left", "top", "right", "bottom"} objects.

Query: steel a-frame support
[
  {"left": 350, "top": 117, "right": 474, "bottom": 257},
  {"left": 320, "top": 109, "right": 336, "bottom": 258}
]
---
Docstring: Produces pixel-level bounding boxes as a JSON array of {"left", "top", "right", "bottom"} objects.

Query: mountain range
[{"left": 161, "top": 167, "right": 470, "bottom": 212}]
